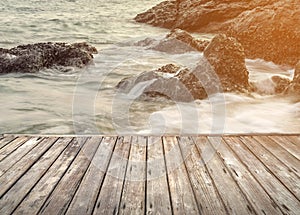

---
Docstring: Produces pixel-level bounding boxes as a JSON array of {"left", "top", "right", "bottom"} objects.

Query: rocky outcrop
[
  {"left": 135, "top": 0, "right": 300, "bottom": 66},
  {"left": 227, "top": 0, "right": 300, "bottom": 66},
  {"left": 0, "top": 42, "right": 98, "bottom": 74},
  {"left": 117, "top": 34, "right": 250, "bottom": 102}
]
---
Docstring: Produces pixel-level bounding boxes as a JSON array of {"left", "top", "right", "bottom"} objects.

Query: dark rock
[
  {"left": 116, "top": 60, "right": 216, "bottom": 102},
  {"left": 0, "top": 42, "right": 98, "bottom": 74},
  {"left": 117, "top": 34, "right": 250, "bottom": 102},
  {"left": 135, "top": 0, "right": 300, "bottom": 66},
  {"left": 135, "top": 1, "right": 177, "bottom": 29},
  {"left": 157, "top": 63, "right": 181, "bottom": 74},
  {"left": 203, "top": 34, "right": 250, "bottom": 92}
]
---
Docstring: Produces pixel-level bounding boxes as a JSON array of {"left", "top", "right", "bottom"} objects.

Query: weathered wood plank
[
  {"left": 93, "top": 136, "right": 131, "bottom": 215},
  {"left": 194, "top": 136, "right": 254, "bottom": 214},
  {"left": 146, "top": 136, "right": 172, "bottom": 215},
  {"left": 66, "top": 136, "right": 117, "bottom": 215},
  {"left": 240, "top": 136, "right": 300, "bottom": 199},
  {"left": 269, "top": 136, "right": 300, "bottom": 160},
  {"left": 0, "top": 136, "right": 29, "bottom": 161},
  {"left": 0, "top": 135, "right": 17, "bottom": 150},
  {"left": 119, "top": 136, "right": 147, "bottom": 214},
  {"left": 0, "top": 137, "right": 72, "bottom": 214},
  {"left": 253, "top": 136, "right": 300, "bottom": 177},
  {"left": 0, "top": 136, "right": 44, "bottom": 177},
  {"left": 225, "top": 136, "right": 300, "bottom": 214},
  {"left": 208, "top": 136, "right": 282, "bottom": 214},
  {"left": 0, "top": 137, "right": 58, "bottom": 197},
  {"left": 12, "top": 137, "right": 82, "bottom": 215},
  {"left": 163, "top": 136, "right": 199, "bottom": 214},
  {"left": 38, "top": 137, "right": 100, "bottom": 215},
  {"left": 178, "top": 136, "right": 227, "bottom": 214}
]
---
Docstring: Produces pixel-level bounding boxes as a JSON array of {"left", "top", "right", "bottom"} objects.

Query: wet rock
[
  {"left": 116, "top": 61, "right": 215, "bottom": 102},
  {"left": 117, "top": 34, "right": 250, "bottom": 102},
  {"left": 134, "top": 0, "right": 178, "bottom": 29},
  {"left": 203, "top": 34, "right": 250, "bottom": 92},
  {"left": 271, "top": 76, "right": 291, "bottom": 94},
  {"left": 152, "top": 29, "right": 210, "bottom": 54},
  {"left": 0, "top": 42, "right": 98, "bottom": 74},
  {"left": 285, "top": 61, "right": 300, "bottom": 94},
  {"left": 135, "top": 0, "right": 300, "bottom": 66}
]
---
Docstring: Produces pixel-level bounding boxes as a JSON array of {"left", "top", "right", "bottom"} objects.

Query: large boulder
[
  {"left": 117, "top": 34, "right": 250, "bottom": 102},
  {"left": 227, "top": 0, "right": 300, "bottom": 66},
  {"left": 135, "top": 0, "right": 300, "bottom": 66},
  {"left": 0, "top": 42, "right": 98, "bottom": 74},
  {"left": 135, "top": 0, "right": 274, "bottom": 31},
  {"left": 204, "top": 34, "right": 250, "bottom": 92}
]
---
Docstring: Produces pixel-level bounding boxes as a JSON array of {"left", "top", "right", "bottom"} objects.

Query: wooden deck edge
[{"left": 2, "top": 133, "right": 300, "bottom": 137}]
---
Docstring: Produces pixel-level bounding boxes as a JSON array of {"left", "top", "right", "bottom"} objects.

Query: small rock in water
[
  {"left": 285, "top": 61, "right": 300, "bottom": 95},
  {"left": 0, "top": 42, "right": 98, "bottom": 74},
  {"left": 152, "top": 28, "right": 210, "bottom": 54}
]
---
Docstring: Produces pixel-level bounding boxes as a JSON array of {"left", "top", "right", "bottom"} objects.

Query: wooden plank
[
  {"left": 0, "top": 137, "right": 58, "bottom": 197},
  {"left": 66, "top": 136, "right": 117, "bottom": 215},
  {"left": 163, "top": 136, "right": 199, "bottom": 214},
  {"left": 38, "top": 137, "right": 100, "bottom": 215},
  {"left": 146, "top": 136, "right": 172, "bottom": 215},
  {"left": 0, "top": 135, "right": 17, "bottom": 150},
  {"left": 254, "top": 136, "right": 300, "bottom": 177},
  {"left": 119, "top": 136, "right": 147, "bottom": 214},
  {"left": 0, "top": 136, "right": 29, "bottom": 161},
  {"left": 208, "top": 136, "right": 282, "bottom": 214},
  {"left": 178, "top": 136, "right": 227, "bottom": 214},
  {"left": 93, "top": 136, "right": 131, "bottom": 215},
  {"left": 13, "top": 137, "right": 84, "bottom": 215},
  {"left": 0, "top": 137, "right": 72, "bottom": 214},
  {"left": 194, "top": 136, "right": 254, "bottom": 214},
  {"left": 0, "top": 136, "right": 45, "bottom": 177},
  {"left": 240, "top": 136, "right": 300, "bottom": 199},
  {"left": 224, "top": 136, "right": 300, "bottom": 214},
  {"left": 269, "top": 136, "right": 300, "bottom": 160}
]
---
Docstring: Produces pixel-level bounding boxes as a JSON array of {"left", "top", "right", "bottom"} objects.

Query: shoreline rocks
[
  {"left": 0, "top": 42, "right": 98, "bottom": 74},
  {"left": 117, "top": 34, "right": 251, "bottom": 102},
  {"left": 135, "top": 0, "right": 300, "bottom": 67}
]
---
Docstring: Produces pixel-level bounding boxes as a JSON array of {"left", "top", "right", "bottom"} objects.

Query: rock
[
  {"left": 135, "top": 0, "right": 300, "bottom": 66},
  {"left": 134, "top": 0, "right": 178, "bottom": 29},
  {"left": 203, "top": 34, "right": 250, "bottom": 92},
  {"left": 285, "top": 61, "right": 300, "bottom": 94},
  {"left": 271, "top": 76, "right": 291, "bottom": 94},
  {"left": 157, "top": 63, "right": 181, "bottom": 74},
  {"left": 227, "top": 0, "right": 300, "bottom": 66},
  {"left": 117, "top": 34, "right": 250, "bottom": 102},
  {"left": 116, "top": 61, "right": 214, "bottom": 102},
  {"left": 165, "top": 29, "right": 210, "bottom": 52},
  {"left": 0, "top": 42, "right": 98, "bottom": 74},
  {"left": 151, "top": 28, "right": 210, "bottom": 54}
]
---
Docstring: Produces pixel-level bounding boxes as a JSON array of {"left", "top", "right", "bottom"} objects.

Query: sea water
[{"left": 0, "top": 0, "right": 299, "bottom": 134}]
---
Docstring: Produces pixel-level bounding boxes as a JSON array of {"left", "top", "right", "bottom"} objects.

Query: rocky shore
[
  {"left": 135, "top": 0, "right": 300, "bottom": 67},
  {"left": 119, "top": 31, "right": 299, "bottom": 101},
  {"left": 0, "top": 42, "right": 98, "bottom": 74}
]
